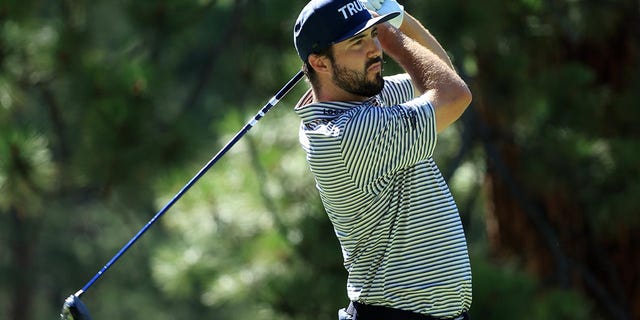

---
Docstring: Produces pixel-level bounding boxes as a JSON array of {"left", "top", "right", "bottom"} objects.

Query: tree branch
[{"left": 180, "top": 0, "right": 247, "bottom": 115}]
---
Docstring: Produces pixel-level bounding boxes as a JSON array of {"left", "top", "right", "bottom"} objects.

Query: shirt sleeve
[
  {"left": 378, "top": 74, "right": 415, "bottom": 106},
  {"left": 340, "top": 94, "right": 437, "bottom": 195}
]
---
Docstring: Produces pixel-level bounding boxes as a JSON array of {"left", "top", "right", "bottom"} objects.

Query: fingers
[
  {"left": 377, "top": 0, "right": 404, "bottom": 29},
  {"left": 360, "top": 0, "right": 382, "bottom": 11}
]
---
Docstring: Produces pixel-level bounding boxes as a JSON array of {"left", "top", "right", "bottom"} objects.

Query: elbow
[
  {"left": 451, "top": 80, "right": 472, "bottom": 116},
  {"left": 462, "top": 85, "right": 472, "bottom": 111},
  {"left": 432, "top": 80, "right": 472, "bottom": 133}
]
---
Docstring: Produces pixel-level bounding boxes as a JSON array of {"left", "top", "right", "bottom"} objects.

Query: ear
[{"left": 308, "top": 54, "right": 331, "bottom": 74}]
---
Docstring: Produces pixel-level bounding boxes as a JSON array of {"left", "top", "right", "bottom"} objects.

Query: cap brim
[{"left": 333, "top": 11, "right": 401, "bottom": 44}]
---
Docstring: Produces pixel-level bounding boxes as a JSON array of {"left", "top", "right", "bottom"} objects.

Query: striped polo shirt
[{"left": 294, "top": 74, "right": 471, "bottom": 318}]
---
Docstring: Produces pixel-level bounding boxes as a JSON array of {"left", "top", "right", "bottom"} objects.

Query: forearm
[
  {"left": 378, "top": 23, "right": 472, "bottom": 132},
  {"left": 378, "top": 25, "right": 462, "bottom": 95},
  {"left": 398, "top": 13, "right": 455, "bottom": 70}
]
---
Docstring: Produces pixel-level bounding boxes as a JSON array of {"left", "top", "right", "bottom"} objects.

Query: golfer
[{"left": 293, "top": 0, "right": 472, "bottom": 319}]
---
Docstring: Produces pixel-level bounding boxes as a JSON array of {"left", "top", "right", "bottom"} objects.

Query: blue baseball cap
[{"left": 294, "top": 0, "right": 400, "bottom": 62}]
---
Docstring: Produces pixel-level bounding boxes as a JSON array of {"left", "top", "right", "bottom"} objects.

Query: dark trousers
[{"left": 349, "top": 301, "right": 469, "bottom": 320}]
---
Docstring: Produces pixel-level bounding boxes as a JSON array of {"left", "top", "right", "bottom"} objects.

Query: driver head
[{"left": 60, "top": 294, "right": 93, "bottom": 320}]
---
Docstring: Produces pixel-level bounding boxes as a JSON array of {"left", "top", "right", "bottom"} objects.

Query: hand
[
  {"left": 360, "top": 0, "right": 404, "bottom": 29},
  {"left": 361, "top": 0, "right": 383, "bottom": 11}
]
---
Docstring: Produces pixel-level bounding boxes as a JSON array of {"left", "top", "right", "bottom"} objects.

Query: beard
[{"left": 331, "top": 57, "right": 384, "bottom": 98}]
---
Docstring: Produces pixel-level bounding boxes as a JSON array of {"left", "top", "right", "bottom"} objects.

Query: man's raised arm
[{"left": 377, "top": 7, "right": 472, "bottom": 133}]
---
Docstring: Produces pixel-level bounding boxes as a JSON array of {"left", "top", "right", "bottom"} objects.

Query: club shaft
[{"left": 78, "top": 70, "right": 305, "bottom": 296}]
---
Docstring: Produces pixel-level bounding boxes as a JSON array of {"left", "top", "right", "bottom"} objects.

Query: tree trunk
[
  {"left": 469, "top": 3, "right": 640, "bottom": 317},
  {"left": 8, "top": 206, "right": 35, "bottom": 320}
]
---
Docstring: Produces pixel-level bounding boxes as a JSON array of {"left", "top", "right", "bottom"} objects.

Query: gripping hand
[{"left": 360, "top": 0, "right": 404, "bottom": 29}]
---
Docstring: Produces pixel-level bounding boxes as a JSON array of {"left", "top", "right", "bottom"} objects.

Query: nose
[{"left": 366, "top": 37, "right": 383, "bottom": 59}]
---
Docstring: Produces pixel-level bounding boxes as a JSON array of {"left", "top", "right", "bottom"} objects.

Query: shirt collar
[{"left": 294, "top": 89, "right": 382, "bottom": 122}]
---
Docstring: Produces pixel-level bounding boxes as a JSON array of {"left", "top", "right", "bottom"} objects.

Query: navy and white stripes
[{"left": 295, "top": 74, "right": 471, "bottom": 318}]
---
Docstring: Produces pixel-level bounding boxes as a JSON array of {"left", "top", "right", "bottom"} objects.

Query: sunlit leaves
[
  {"left": 0, "top": 131, "right": 55, "bottom": 214},
  {"left": 150, "top": 109, "right": 321, "bottom": 318},
  {"left": 2, "top": 20, "right": 58, "bottom": 82}
]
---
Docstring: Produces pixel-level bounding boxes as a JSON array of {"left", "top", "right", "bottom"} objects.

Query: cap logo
[
  {"left": 294, "top": 0, "right": 399, "bottom": 61},
  {"left": 337, "top": 1, "right": 365, "bottom": 19}
]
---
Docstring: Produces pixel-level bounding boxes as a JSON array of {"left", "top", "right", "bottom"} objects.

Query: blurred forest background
[{"left": 1, "top": 0, "right": 638, "bottom": 319}]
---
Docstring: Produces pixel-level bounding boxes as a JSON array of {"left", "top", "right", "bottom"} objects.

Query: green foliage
[
  {"left": 0, "top": 0, "right": 637, "bottom": 319},
  {"left": 471, "top": 253, "right": 594, "bottom": 320},
  {"left": 0, "top": 131, "right": 55, "bottom": 212}
]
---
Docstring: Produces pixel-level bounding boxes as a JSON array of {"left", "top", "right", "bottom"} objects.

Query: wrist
[{"left": 377, "top": 24, "right": 406, "bottom": 57}]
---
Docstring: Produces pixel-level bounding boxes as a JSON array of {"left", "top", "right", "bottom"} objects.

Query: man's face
[{"left": 330, "top": 27, "right": 384, "bottom": 98}]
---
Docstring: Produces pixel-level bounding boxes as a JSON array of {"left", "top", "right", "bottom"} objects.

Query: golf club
[{"left": 60, "top": 70, "right": 305, "bottom": 320}]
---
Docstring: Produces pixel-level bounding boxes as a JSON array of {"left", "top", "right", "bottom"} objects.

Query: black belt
[{"left": 347, "top": 301, "right": 468, "bottom": 320}]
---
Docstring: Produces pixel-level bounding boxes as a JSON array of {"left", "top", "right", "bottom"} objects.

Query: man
[{"left": 293, "top": 0, "right": 472, "bottom": 319}]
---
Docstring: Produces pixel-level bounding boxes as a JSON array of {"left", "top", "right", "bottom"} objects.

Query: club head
[{"left": 60, "top": 294, "right": 93, "bottom": 320}]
